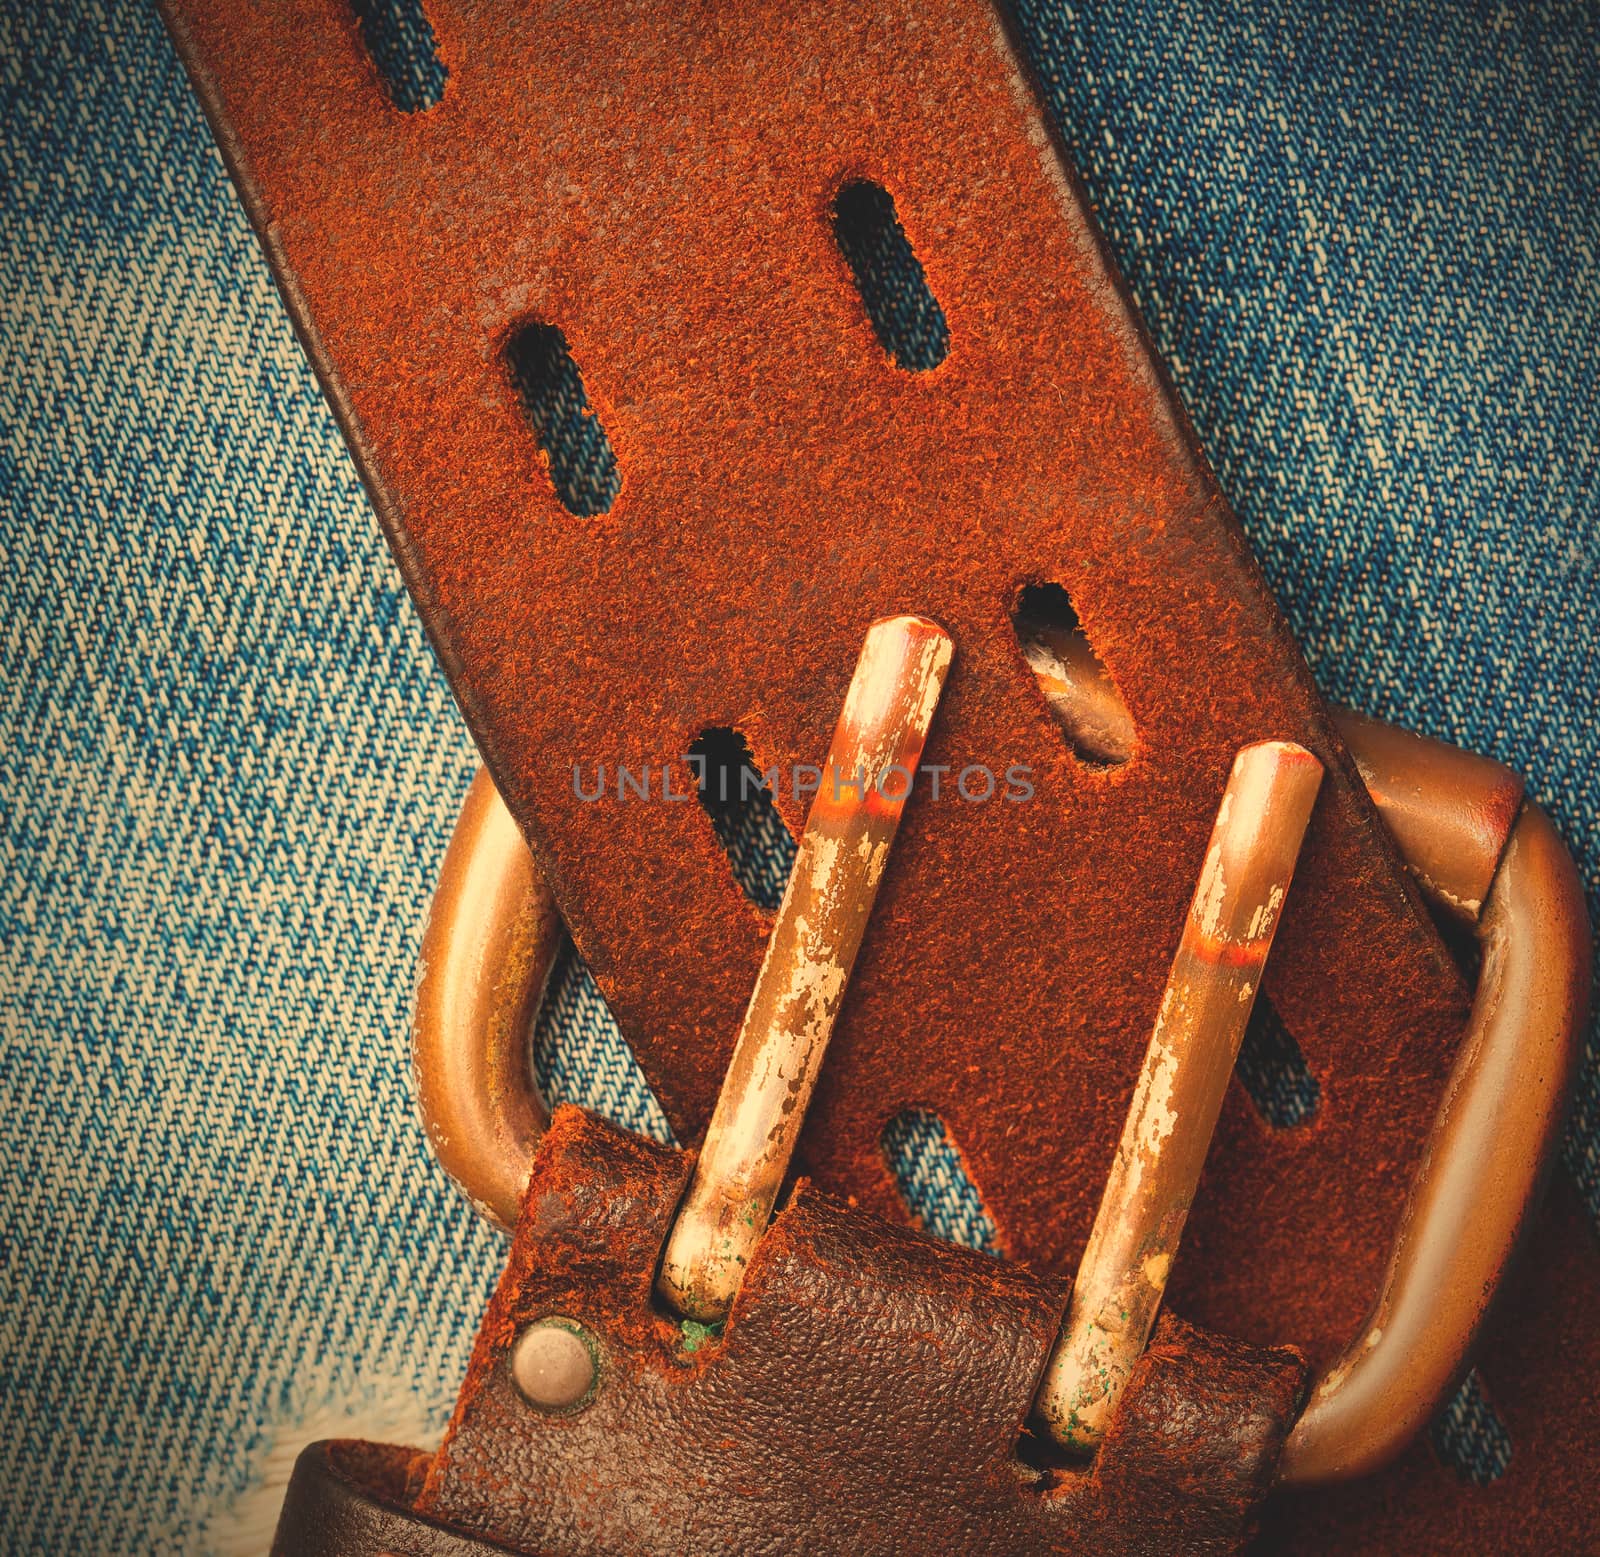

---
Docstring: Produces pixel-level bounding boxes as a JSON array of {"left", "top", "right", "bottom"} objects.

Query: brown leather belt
[
  {"left": 159, "top": 0, "right": 1596, "bottom": 1549},
  {"left": 411, "top": 705, "right": 1587, "bottom": 1488}
]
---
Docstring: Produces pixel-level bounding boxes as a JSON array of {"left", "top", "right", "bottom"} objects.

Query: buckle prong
[
  {"left": 1035, "top": 739, "right": 1324, "bottom": 1451},
  {"left": 655, "top": 614, "right": 955, "bottom": 1322}
]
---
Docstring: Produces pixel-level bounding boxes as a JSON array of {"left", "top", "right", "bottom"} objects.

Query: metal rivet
[{"left": 508, "top": 1316, "right": 599, "bottom": 1413}]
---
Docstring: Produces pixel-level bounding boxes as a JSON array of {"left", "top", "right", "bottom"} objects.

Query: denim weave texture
[{"left": 1, "top": 0, "right": 1597, "bottom": 1549}]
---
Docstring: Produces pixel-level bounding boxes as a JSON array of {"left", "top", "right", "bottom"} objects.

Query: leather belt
[
  {"left": 158, "top": 0, "right": 1597, "bottom": 1548},
  {"left": 163, "top": 0, "right": 1470, "bottom": 1360},
  {"left": 412, "top": 706, "right": 1587, "bottom": 1485}
]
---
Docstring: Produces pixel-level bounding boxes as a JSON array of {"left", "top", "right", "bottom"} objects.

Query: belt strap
[
  {"left": 275, "top": 1107, "right": 1306, "bottom": 1556},
  {"left": 161, "top": 0, "right": 1467, "bottom": 1358},
  {"left": 160, "top": 2, "right": 1600, "bottom": 1548},
  {"left": 273, "top": 1443, "right": 515, "bottom": 1557}
]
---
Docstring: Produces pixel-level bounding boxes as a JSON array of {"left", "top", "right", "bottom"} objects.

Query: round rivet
[{"left": 509, "top": 1316, "right": 599, "bottom": 1413}]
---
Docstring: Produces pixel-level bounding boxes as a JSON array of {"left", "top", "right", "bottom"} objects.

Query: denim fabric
[
  {"left": 531, "top": 946, "right": 674, "bottom": 1148},
  {"left": 1428, "top": 1368, "right": 1514, "bottom": 1489},
  {"left": 2, "top": 0, "right": 1597, "bottom": 1549},
  {"left": 882, "top": 1110, "right": 1005, "bottom": 1257}
]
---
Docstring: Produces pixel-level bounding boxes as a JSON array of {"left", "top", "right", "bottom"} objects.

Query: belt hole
[
  {"left": 350, "top": 0, "right": 447, "bottom": 113},
  {"left": 1430, "top": 1369, "right": 1512, "bottom": 1485},
  {"left": 505, "top": 323, "right": 622, "bottom": 517},
  {"left": 532, "top": 941, "right": 676, "bottom": 1146},
  {"left": 832, "top": 180, "right": 950, "bottom": 373},
  {"left": 689, "top": 728, "right": 796, "bottom": 913},
  {"left": 1013, "top": 582, "right": 1134, "bottom": 767},
  {"left": 882, "top": 1109, "right": 1004, "bottom": 1257},
  {"left": 1235, "top": 997, "right": 1320, "bottom": 1128}
]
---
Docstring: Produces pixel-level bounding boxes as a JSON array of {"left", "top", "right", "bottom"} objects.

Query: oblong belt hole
[
  {"left": 505, "top": 323, "right": 622, "bottom": 517},
  {"left": 832, "top": 180, "right": 950, "bottom": 372},
  {"left": 350, "top": 0, "right": 447, "bottom": 112},
  {"left": 1013, "top": 581, "right": 1134, "bottom": 768},
  {"left": 688, "top": 728, "right": 796, "bottom": 913},
  {"left": 1235, "top": 997, "right": 1321, "bottom": 1128},
  {"left": 882, "top": 1108, "right": 1004, "bottom": 1257}
]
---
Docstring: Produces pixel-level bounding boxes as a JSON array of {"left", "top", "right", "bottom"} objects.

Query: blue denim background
[{"left": 2, "top": 1, "right": 1596, "bottom": 1550}]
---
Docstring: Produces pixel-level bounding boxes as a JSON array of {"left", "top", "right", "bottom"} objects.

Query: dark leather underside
[
  {"left": 274, "top": 1116, "right": 1600, "bottom": 1555},
  {"left": 274, "top": 1441, "right": 517, "bottom": 1557},
  {"left": 276, "top": 1107, "right": 1307, "bottom": 1556}
]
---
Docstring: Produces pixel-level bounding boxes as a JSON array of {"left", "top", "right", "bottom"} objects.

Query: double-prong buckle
[{"left": 412, "top": 616, "right": 1587, "bottom": 1486}]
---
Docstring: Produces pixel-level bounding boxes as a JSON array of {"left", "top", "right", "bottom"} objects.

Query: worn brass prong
[
  {"left": 655, "top": 614, "right": 955, "bottom": 1323},
  {"left": 1036, "top": 738, "right": 1324, "bottom": 1451}
]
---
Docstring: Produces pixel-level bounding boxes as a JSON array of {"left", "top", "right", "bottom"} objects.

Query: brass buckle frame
[{"left": 411, "top": 709, "right": 1586, "bottom": 1485}]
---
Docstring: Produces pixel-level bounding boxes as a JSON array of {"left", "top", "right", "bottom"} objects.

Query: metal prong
[
  {"left": 1036, "top": 739, "right": 1324, "bottom": 1451},
  {"left": 656, "top": 614, "right": 955, "bottom": 1322}
]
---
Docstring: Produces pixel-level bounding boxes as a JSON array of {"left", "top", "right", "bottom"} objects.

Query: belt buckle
[{"left": 410, "top": 616, "right": 1587, "bottom": 1487}]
